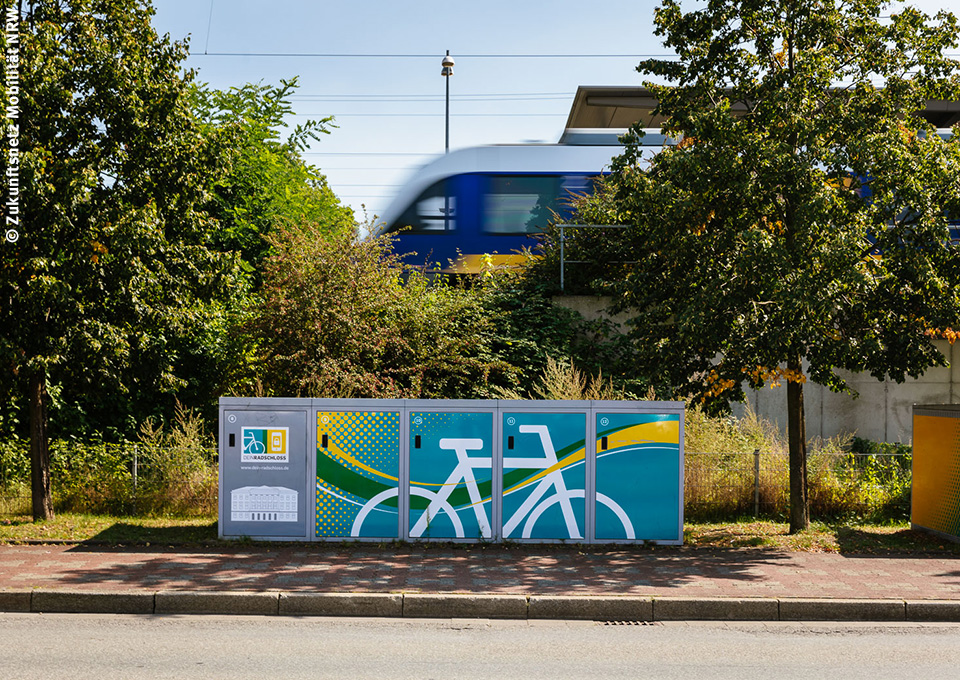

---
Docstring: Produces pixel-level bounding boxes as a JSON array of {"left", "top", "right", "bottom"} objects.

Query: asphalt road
[{"left": 4, "top": 614, "right": 960, "bottom": 679}]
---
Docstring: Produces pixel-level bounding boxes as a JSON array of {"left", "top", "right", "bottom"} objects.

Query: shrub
[{"left": 134, "top": 404, "right": 218, "bottom": 516}]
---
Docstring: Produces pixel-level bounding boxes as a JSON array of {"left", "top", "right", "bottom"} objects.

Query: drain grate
[{"left": 600, "top": 620, "right": 659, "bottom": 626}]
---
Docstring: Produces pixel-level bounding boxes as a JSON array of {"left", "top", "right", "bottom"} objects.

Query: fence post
[
  {"left": 133, "top": 444, "right": 138, "bottom": 516},
  {"left": 559, "top": 224, "right": 565, "bottom": 293},
  {"left": 753, "top": 449, "right": 760, "bottom": 518}
]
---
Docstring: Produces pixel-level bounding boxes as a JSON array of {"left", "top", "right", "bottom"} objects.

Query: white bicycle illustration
[
  {"left": 350, "top": 424, "right": 635, "bottom": 539},
  {"left": 242, "top": 430, "right": 265, "bottom": 455}
]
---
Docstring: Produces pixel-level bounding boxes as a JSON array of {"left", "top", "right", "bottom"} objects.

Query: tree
[
  {"left": 0, "top": 0, "right": 244, "bottom": 519},
  {"left": 191, "top": 79, "right": 355, "bottom": 276},
  {"left": 569, "top": 0, "right": 960, "bottom": 531}
]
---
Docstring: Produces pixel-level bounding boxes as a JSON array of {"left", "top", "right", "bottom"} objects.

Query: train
[
  {"left": 374, "top": 130, "right": 670, "bottom": 273},
  {"left": 375, "top": 128, "right": 959, "bottom": 273}
]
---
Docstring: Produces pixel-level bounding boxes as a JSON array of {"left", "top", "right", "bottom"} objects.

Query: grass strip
[{"left": 1, "top": 515, "right": 958, "bottom": 554}]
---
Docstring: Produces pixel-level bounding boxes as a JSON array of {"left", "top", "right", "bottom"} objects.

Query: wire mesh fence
[
  {"left": 685, "top": 451, "right": 912, "bottom": 521},
  {"left": 0, "top": 439, "right": 217, "bottom": 518},
  {"left": 1, "top": 444, "right": 911, "bottom": 522}
]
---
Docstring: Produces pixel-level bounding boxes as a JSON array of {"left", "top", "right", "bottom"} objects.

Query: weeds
[
  {"left": 493, "top": 356, "right": 627, "bottom": 401},
  {"left": 0, "top": 403, "right": 217, "bottom": 517},
  {"left": 134, "top": 403, "right": 218, "bottom": 516}
]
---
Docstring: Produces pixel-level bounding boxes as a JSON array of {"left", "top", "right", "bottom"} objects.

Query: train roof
[{"left": 562, "top": 85, "right": 960, "bottom": 133}]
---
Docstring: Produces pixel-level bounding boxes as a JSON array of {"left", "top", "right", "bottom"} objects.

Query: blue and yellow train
[{"left": 375, "top": 131, "right": 668, "bottom": 273}]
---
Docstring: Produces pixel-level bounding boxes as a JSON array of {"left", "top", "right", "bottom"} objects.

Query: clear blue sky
[{"left": 149, "top": 0, "right": 957, "bottom": 228}]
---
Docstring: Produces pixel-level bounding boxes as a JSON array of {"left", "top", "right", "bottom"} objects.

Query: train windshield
[{"left": 391, "top": 179, "right": 456, "bottom": 233}]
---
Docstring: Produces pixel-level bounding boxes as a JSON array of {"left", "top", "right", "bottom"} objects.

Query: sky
[{"left": 149, "top": 0, "right": 957, "bottom": 229}]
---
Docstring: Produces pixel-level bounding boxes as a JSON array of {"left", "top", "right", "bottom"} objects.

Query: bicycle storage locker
[{"left": 219, "top": 398, "right": 684, "bottom": 545}]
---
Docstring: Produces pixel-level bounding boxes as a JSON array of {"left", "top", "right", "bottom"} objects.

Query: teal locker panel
[
  {"left": 501, "top": 412, "right": 586, "bottom": 540},
  {"left": 595, "top": 412, "right": 681, "bottom": 541},
  {"left": 316, "top": 411, "right": 401, "bottom": 539},
  {"left": 409, "top": 411, "right": 494, "bottom": 539}
]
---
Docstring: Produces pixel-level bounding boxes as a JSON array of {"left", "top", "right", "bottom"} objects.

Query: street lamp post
[
  {"left": 441, "top": 50, "right": 454, "bottom": 153},
  {"left": 441, "top": 51, "right": 455, "bottom": 232}
]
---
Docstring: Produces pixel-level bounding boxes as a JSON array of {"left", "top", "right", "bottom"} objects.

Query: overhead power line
[
  {"left": 291, "top": 91, "right": 574, "bottom": 99},
  {"left": 291, "top": 95, "right": 573, "bottom": 102},
  {"left": 296, "top": 113, "right": 565, "bottom": 118},
  {"left": 301, "top": 152, "right": 430, "bottom": 156},
  {"left": 191, "top": 51, "right": 676, "bottom": 59}
]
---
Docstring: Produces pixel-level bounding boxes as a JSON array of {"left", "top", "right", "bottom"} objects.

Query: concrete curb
[
  {"left": 779, "top": 598, "right": 905, "bottom": 621},
  {"left": 905, "top": 599, "right": 960, "bottom": 622},
  {"left": 403, "top": 594, "right": 528, "bottom": 619},
  {"left": 2, "top": 591, "right": 960, "bottom": 622},
  {"left": 654, "top": 597, "right": 779, "bottom": 621},
  {"left": 155, "top": 591, "right": 280, "bottom": 616},
  {"left": 528, "top": 595, "right": 653, "bottom": 621},
  {"left": 32, "top": 590, "right": 154, "bottom": 615},
  {"left": 279, "top": 593, "right": 403, "bottom": 617}
]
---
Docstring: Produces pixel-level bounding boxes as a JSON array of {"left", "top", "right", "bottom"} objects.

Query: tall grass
[
  {"left": 683, "top": 407, "right": 910, "bottom": 521},
  {"left": 132, "top": 404, "right": 218, "bottom": 516},
  {"left": 0, "top": 405, "right": 217, "bottom": 517}
]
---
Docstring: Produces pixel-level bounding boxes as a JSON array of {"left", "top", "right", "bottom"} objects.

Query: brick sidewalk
[{"left": 2, "top": 544, "right": 959, "bottom": 600}]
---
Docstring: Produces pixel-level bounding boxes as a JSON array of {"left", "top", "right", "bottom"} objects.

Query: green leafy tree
[
  {"left": 570, "top": 0, "right": 960, "bottom": 531},
  {"left": 0, "top": 0, "right": 244, "bottom": 519},
  {"left": 191, "top": 78, "right": 354, "bottom": 276}
]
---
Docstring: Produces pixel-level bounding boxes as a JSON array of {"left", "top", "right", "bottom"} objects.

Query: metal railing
[
  {"left": 555, "top": 224, "right": 629, "bottom": 293},
  {"left": 0, "top": 440, "right": 218, "bottom": 518}
]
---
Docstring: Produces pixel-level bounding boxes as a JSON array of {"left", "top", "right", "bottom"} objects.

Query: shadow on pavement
[
  {"left": 56, "top": 541, "right": 794, "bottom": 593},
  {"left": 834, "top": 525, "right": 960, "bottom": 556},
  {"left": 66, "top": 521, "right": 218, "bottom": 552}
]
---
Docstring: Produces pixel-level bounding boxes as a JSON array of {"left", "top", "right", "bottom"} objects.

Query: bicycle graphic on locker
[{"left": 350, "top": 424, "right": 635, "bottom": 539}]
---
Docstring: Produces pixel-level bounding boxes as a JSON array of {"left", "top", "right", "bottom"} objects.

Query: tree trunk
[
  {"left": 787, "top": 353, "right": 808, "bottom": 533},
  {"left": 29, "top": 371, "right": 55, "bottom": 522}
]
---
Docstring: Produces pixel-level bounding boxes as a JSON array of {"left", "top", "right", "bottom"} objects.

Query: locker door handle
[
  {"left": 601, "top": 436, "right": 608, "bottom": 451},
  {"left": 415, "top": 435, "right": 421, "bottom": 449},
  {"left": 229, "top": 433, "right": 235, "bottom": 447},
  {"left": 508, "top": 436, "right": 514, "bottom": 450},
  {"left": 321, "top": 434, "right": 328, "bottom": 449}
]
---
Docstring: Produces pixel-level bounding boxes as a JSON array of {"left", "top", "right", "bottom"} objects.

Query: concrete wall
[
  {"left": 736, "top": 340, "right": 960, "bottom": 444},
  {"left": 553, "top": 296, "right": 960, "bottom": 443},
  {"left": 552, "top": 295, "right": 633, "bottom": 329}
]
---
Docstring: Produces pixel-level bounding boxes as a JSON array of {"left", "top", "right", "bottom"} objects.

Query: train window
[
  {"left": 483, "top": 176, "right": 570, "bottom": 234},
  {"left": 394, "top": 179, "right": 456, "bottom": 233}
]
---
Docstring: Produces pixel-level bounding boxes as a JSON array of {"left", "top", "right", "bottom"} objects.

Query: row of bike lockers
[{"left": 219, "top": 398, "right": 685, "bottom": 544}]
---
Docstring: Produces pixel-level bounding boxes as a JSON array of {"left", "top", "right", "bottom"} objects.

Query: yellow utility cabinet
[{"left": 912, "top": 405, "right": 960, "bottom": 543}]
